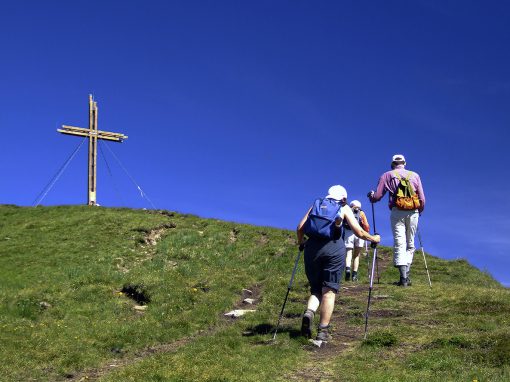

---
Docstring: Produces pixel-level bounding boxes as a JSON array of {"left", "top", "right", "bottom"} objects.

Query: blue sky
[{"left": 1, "top": 1, "right": 509, "bottom": 286}]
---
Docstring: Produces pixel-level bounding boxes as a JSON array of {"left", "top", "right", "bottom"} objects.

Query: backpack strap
[
  {"left": 334, "top": 200, "right": 342, "bottom": 215},
  {"left": 393, "top": 170, "right": 416, "bottom": 197},
  {"left": 405, "top": 171, "right": 416, "bottom": 196},
  {"left": 393, "top": 170, "right": 404, "bottom": 195}
]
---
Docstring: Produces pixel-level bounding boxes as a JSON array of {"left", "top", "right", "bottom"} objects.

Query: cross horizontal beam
[{"left": 58, "top": 125, "right": 128, "bottom": 142}]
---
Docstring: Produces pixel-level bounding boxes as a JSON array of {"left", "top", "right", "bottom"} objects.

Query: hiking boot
[
  {"left": 406, "top": 277, "right": 412, "bottom": 286},
  {"left": 345, "top": 268, "right": 351, "bottom": 282},
  {"left": 396, "top": 277, "right": 408, "bottom": 287},
  {"left": 316, "top": 325, "right": 332, "bottom": 342},
  {"left": 301, "top": 309, "right": 314, "bottom": 339},
  {"left": 352, "top": 271, "right": 358, "bottom": 282}
]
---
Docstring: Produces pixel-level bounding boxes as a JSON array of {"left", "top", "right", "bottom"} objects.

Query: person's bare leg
[
  {"left": 319, "top": 287, "right": 336, "bottom": 326},
  {"left": 345, "top": 248, "right": 353, "bottom": 281},
  {"left": 353, "top": 247, "right": 361, "bottom": 272},
  {"left": 345, "top": 248, "right": 353, "bottom": 268},
  {"left": 352, "top": 247, "right": 361, "bottom": 281}
]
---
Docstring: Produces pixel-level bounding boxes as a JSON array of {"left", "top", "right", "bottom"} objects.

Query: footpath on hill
[
  {"left": 287, "top": 250, "right": 392, "bottom": 381},
  {"left": 67, "top": 247, "right": 392, "bottom": 382},
  {"left": 66, "top": 242, "right": 390, "bottom": 382}
]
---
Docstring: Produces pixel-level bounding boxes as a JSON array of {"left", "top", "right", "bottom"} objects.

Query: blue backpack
[{"left": 304, "top": 198, "right": 342, "bottom": 240}]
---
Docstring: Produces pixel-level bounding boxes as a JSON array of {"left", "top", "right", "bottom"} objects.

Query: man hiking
[
  {"left": 368, "top": 154, "right": 426, "bottom": 287},
  {"left": 343, "top": 200, "right": 370, "bottom": 282},
  {"left": 297, "top": 185, "right": 380, "bottom": 343}
]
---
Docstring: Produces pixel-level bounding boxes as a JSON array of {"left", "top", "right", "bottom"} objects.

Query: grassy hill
[{"left": 0, "top": 205, "right": 509, "bottom": 381}]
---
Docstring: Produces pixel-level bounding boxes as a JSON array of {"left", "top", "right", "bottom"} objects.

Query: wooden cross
[{"left": 57, "top": 95, "right": 128, "bottom": 206}]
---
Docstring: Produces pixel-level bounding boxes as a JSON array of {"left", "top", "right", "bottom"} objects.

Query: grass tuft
[
  {"left": 428, "top": 336, "right": 473, "bottom": 349},
  {"left": 362, "top": 330, "right": 398, "bottom": 347},
  {"left": 475, "top": 333, "right": 510, "bottom": 367}
]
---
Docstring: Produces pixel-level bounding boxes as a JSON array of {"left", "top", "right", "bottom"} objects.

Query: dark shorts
[{"left": 304, "top": 238, "right": 346, "bottom": 295}]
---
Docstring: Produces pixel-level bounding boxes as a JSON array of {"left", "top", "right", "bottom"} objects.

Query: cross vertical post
[
  {"left": 58, "top": 95, "right": 128, "bottom": 206},
  {"left": 88, "top": 95, "right": 98, "bottom": 205}
]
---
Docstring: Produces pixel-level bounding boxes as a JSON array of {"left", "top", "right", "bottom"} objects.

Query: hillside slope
[{"left": 0, "top": 205, "right": 508, "bottom": 382}]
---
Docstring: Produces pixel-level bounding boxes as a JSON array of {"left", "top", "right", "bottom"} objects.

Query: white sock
[{"left": 307, "top": 294, "right": 320, "bottom": 312}]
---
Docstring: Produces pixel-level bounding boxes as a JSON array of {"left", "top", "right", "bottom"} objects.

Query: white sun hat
[
  {"left": 350, "top": 200, "right": 361, "bottom": 208},
  {"left": 392, "top": 154, "right": 406, "bottom": 163},
  {"left": 326, "top": 185, "right": 347, "bottom": 201}
]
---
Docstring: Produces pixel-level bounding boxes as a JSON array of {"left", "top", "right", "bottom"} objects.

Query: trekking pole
[
  {"left": 370, "top": 202, "right": 380, "bottom": 284},
  {"left": 272, "top": 247, "right": 303, "bottom": 340},
  {"left": 364, "top": 242, "right": 378, "bottom": 339},
  {"left": 375, "top": 249, "right": 380, "bottom": 284},
  {"left": 417, "top": 229, "right": 432, "bottom": 288},
  {"left": 365, "top": 240, "right": 371, "bottom": 282}
]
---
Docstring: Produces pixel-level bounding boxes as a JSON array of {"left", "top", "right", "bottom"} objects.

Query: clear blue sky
[{"left": 1, "top": 1, "right": 509, "bottom": 286}]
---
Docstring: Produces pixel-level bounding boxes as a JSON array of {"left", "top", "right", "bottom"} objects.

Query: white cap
[
  {"left": 350, "top": 200, "right": 361, "bottom": 208},
  {"left": 392, "top": 154, "right": 406, "bottom": 163},
  {"left": 326, "top": 185, "right": 347, "bottom": 201}
]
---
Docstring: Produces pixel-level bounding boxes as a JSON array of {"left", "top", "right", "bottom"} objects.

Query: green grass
[{"left": 0, "top": 205, "right": 509, "bottom": 381}]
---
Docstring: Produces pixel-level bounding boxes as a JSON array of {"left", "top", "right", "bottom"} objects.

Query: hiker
[
  {"left": 368, "top": 154, "right": 426, "bottom": 287},
  {"left": 297, "top": 185, "right": 380, "bottom": 343},
  {"left": 343, "top": 200, "right": 370, "bottom": 282}
]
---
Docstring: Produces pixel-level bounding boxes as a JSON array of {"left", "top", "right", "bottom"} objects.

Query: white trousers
[{"left": 390, "top": 208, "right": 419, "bottom": 267}]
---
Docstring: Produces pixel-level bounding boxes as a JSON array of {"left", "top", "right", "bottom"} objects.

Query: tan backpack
[{"left": 394, "top": 171, "right": 421, "bottom": 210}]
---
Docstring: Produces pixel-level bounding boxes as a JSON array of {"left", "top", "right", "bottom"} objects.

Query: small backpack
[
  {"left": 343, "top": 209, "right": 370, "bottom": 232},
  {"left": 356, "top": 210, "right": 370, "bottom": 232},
  {"left": 343, "top": 209, "right": 360, "bottom": 230},
  {"left": 394, "top": 171, "right": 421, "bottom": 210},
  {"left": 304, "top": 198, "right": 342, "bottom": 240}
]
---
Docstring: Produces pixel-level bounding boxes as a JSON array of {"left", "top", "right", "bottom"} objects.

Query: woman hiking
[
  {"left": 343, "top": 200, "right": 370, "bottom": 282},
  {"left": 297, "top": 185, "right": 380, "bottom": 343}
]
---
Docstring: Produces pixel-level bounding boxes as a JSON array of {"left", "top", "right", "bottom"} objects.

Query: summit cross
[{"left": 58, "top": 95, "right": 128, "bottom": 206}]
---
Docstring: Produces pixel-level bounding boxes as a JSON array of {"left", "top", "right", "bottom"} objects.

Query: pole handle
[{"left": 370, "top": 232, "right": 379, "bottom": 249}]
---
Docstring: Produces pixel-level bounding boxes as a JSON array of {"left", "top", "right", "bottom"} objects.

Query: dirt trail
[
  {"left": 287, "top": 251, "right": 391, "bottom": 381},
  {"left": 64, "top": 218, "right": 391, "bottom": 382}
]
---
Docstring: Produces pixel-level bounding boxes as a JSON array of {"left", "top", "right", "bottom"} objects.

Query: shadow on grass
[
  {"left": 243, "top": 323, "right": 302, "bottom": 340},
  {"left": 121, "top": 284, "right": 151, "bottom": 305}
]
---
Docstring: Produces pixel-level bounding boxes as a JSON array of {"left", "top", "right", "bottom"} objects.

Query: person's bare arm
[
  {"left": 342, "top": 207, "right": 380, "bottom": 243},
  {"left": 296, "top": 207, "right": 312, "bottom": 245}
]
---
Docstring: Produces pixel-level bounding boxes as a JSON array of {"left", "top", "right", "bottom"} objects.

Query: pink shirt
[{"left": 369, "top": 165, "right": 426, "bottom": 212}]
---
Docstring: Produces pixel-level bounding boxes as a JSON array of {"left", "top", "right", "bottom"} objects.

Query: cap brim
[{"left": 326, "top": 194, "right": 345, "bottom": 201}]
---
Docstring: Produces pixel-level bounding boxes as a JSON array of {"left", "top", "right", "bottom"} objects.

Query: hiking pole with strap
[
  {"left": 364, "top": 240, "right": 378, "bottom": 339},
  {"left": 417, "top": 229, "right": 432, "bottom": 288},
  {"left": 273, "top": 246, "right": 303, "bottom": 340},
  {"left": 370, "top": 202, "right": 380, "bottom": 284}
]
